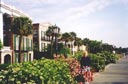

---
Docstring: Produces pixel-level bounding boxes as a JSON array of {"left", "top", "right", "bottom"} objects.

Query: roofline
[{"left": 0, "top": 1, "right": 31, "bottom": 18}]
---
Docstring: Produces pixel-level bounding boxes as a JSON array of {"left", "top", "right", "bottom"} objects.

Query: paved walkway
[{"left": 90, "top": 56, "right": 128, "bottom": 84}]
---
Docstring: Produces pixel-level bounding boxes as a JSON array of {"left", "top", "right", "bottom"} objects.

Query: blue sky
[{"left": 2, "top": 0, "right": 128, "bottom": 48}]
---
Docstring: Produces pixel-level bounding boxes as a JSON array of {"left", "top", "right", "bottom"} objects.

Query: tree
[
  {"left": 75, "top": 37, "right": 83, "bottom": 51},
  {"left": 61, "top": 32, "right": 71, "bottom": 47},
  {"left": 70, "top": 32, "right": 77, "bottom": 41},
  {"left": 46, "top": 26, "right": 53, "bottom": 41},
  {"left": 0, "top": 39, "right": 3, "bottom": 50},
  {"left": 83, "top": 38, "right": 103, "bottom": 53},
  {"left": 83, "top": 38, "right": 90, "bottom": 51},
  {"left": 11, "top": 17, "right": 33, "bottom": 63},
  {"left": 46, "top": 25, "right": 60, "bottom": 57},
  {"left": 46, "top": 26, "right": 54, "bottom": 57},
  {"left": 102, "top": 43, "right": 114, "bottom": 53},
  {"left": 61, "top": 32, "right": 71, "bottom": 57},
  {"left": 83, "top": 38, "right": 90, "bottom": 45}
]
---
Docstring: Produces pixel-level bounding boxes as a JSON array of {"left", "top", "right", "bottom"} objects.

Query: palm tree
[
  {"left": 83, "top": 38, "right": 90, "bottom": 52},
  {"left": 46, "top": 26, "right": 54, "bottom": 57},
  {"left": 46, "top": 25, "right": 60, "bottom": 57},
  {"left": 75, "top": 37, "right": 83, "bottom": 51},
  {"left": 61, "top": 32, "right": 71, "bottom": 47},
  {"left": 11, "top": 17, "right": 33, "bottom": 63},
  {"left": 69, "top": 32, "right": 77, "bottom": 54},
  {"left": 46, "top": 26, "right": 53, "bottom": 41},
  {"left": 69, "top": 32, "right": 77, "bottom": 41},
  {"left": 61, "top": 32, "right": 72, "bottom": 57}
]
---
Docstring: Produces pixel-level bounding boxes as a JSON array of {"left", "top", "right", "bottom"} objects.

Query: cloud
[
  {"left": 37, "top": 0, "right": 70, "bottom": 5},
  {"left": 30, "top": 0, "right": 113, "bottom": 26},
  {"left": 64, "top": 0, "right": 112, "bottom": 21},
  {"left": 2, "top": 0, "right": 128, "bottom": 47},
  {"left": 119, "top": 0, "right": 128, "bottom": 5},
  {"left": 4, "top": 0, "right": 71, "bottom": 7},
  {"left": 2, "top": 0, "right": 112, "bottom": 23}
]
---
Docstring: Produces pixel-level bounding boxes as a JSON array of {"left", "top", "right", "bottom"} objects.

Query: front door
[{"left": 4, "top": 54, "right": 11, "bottom": 64}]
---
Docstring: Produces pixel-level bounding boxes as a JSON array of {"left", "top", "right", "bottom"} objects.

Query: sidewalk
[{"left": 90, "top": 57, "right": 128, "bottom": 84}]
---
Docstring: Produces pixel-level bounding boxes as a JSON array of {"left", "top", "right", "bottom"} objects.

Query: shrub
[
  {"left": 99, "top": 51, "right": 119, "bottom": 65},
  {"left": 89, "top": 51, "right": 119, "bottom": 72},
  {"left": 0, "top": 64, "right": 10, "bottom": 71},
  {"left": 89, "top": 53, "right": 105, "bottom": 72},
  {"left": 73, "top": 51, "right": 83, "bottom": 62},
  {"left": 0, "top": 58, "right": 77, "bottom": 84},
  {"left": 65, "top": 58, "right": 86, "bottom": 82}
]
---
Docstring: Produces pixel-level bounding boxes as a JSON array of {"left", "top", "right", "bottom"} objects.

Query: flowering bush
[{"left": 0, "top": 58, "right": 77, "bottom": 84}]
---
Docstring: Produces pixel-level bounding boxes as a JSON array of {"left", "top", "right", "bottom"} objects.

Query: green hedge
[
  {"left": 90, "top": 51, "right": 119, "bottom": 72},
  {"left": 73, "top": 51, "right": 83, "bottom": 62},
  {"left": 89, "top": 53, "right": 105, "bottom": 72},
  {"left": 0, "top": 64, "right": 10, "bottom": 71},
  {"left": 0, "top": 58, "right": 77, "bottom": 84},
  {"left": 73, "top": 51, "right": 119, "bottom": 72}
]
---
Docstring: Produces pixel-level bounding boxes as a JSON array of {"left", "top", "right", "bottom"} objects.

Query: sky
[{"left": 2, "top": 0, "right": 128, "bottom": 48}]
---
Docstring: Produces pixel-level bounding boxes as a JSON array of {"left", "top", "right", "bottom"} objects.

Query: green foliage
[
  {"left": 89, "top": 51, "right": 119, "bottom": 72},
  {"left": 75, "top": 37, "right": 83, "bottom": 46},
  {"left": 0, "top": 39, "right": 3, "bottom": 50},
  {"left": 64, "top": 48, "right": 71, "bottom": 56},
  {"left": 0, "top": 64, "right": 10, "bottom": 71},
  {"left": 46, "top": 43, "right": 71, "bottom": 58},
  {"left": 73, "top": 51, "right": 83, "bottom": 62},
  {"left": 69, "top": 50, "right": 119, "bottom": 72},
  {"left": 11, "top": 17, "right": 33, "bottom": 35},
  {"left": 0, "top": 58, "right": 77, "bottom": 84},
  {"left": 89, "top": 53, "right": 105, "bottom": 72},
  {"left": 99, "top": 51, "right": 119, "bottom": 65}
]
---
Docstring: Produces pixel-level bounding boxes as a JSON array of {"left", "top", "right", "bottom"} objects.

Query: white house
[{"left": 0, "top": 1, "right": 33, "bottom": 64}]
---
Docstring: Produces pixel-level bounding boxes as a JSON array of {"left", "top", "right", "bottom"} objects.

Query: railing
[{"left": 41, "top": 37, "right": 52, "bottom": 41}]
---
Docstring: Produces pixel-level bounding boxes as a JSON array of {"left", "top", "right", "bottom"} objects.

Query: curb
[
  {"left": 92, "top": 58, "right": 122, "bottom": 78},
  {"left": 93, "top": 63, "right": 112, "bottom": 77}
]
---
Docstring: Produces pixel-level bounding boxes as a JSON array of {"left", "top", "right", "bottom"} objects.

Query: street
[{"left": 90, "top": 55, "right": 128, "bottom": 84}]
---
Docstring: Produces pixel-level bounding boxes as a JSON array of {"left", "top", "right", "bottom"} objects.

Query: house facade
[
  {"left": 0, "top": 1, "right": 33, "bottom": 64},
  {"left": 33, "top": 23, "right": 52, "bottom": 52},
  {"left": 33, "top": 22, "right": 87, "bottom": 58}
]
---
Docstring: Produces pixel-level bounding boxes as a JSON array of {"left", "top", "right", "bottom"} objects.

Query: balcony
[{"left": 41, "top": 37, "right": 51, "bottom": 41}]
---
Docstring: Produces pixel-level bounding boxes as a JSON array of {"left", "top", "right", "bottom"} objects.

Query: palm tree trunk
[
  {"left": 50, "top": 36, "right": 54, "bottom": 58},
  {"left": 19, "top": 35, "right": 23, "bottom": 63},
  {"left": 64, "top": 41, "right": 67, "bottom": 57}
]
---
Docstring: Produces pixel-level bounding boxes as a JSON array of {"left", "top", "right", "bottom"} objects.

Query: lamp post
[{"left": 53, "top": 25, "right": 60, "bottom": 56}]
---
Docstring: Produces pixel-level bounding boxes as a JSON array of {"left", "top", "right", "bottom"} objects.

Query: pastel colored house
[{"left": 0, "top": 1, "right": 33, "bottom": 64}]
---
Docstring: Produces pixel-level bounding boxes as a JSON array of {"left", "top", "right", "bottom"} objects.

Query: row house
[
  {"left": 33, "top": 23, "right": 87, "bottom": 57},
  {"left": 61, "top": 41, "right": 87, "bottom": 56},
  {"left": 0, "top": 1, "right": 33, "bottom": 64},
  {"left": 33, "top": 23, "right": 52, "bottom": 52}
]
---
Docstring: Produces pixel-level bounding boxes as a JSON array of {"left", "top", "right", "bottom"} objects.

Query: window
[
  {"left": 33, "top": 30, "right": 38, "bottom": 36},
  {"left": 24, "top": 37, "right": 27, "bottom": 51},
  {"left": 29, "top": 39, "right": 32, "bottom": 51},
  {"left": 41, "top": 43, "right": 45, "bottom": 52},
  {"left": 15, "top": 53, "right": 19, "bottom": 63},
  {"left": 23, "top": 53, "right": 28, "bottom": 62},
  {"left": 41, "top": 31, "right": 45, "bottom": 40},
  {"left": 14, "top": 35, "right": 19, "bottom": 50},
  {"left": 16, "top": 36, "right": 19, "bottom": 50}
]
